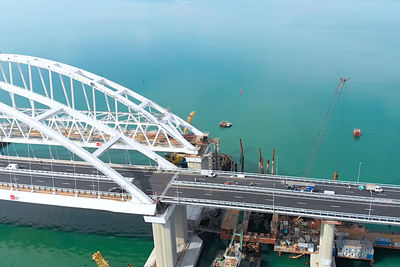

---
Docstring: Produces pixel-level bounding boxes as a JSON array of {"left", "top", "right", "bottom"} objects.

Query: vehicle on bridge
[
  {"left": 201, "top": 170, "right": 216, "bottom": 178},
  {"left": 359, "top": 184, "right": 383, "bottom": 193},
  {"left": 286, "top": 181, "right": 316, "bottom": 192},
  {"left": 5, "top": 163, "right": 18, "bottom": 170}
]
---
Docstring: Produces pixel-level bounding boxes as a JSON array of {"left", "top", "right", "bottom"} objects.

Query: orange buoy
[
  {"left": 334, "top": 171, "right": 339, "bottom": 181},
  {"left": 353, "top": 128, "right": 361, "bottom": 137}
]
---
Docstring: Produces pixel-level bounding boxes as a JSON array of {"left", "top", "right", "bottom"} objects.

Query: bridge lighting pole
[
  {"left": 357, "top": 162, "right": 362, "bottom": 183},
  {"left": 368, "top": 190, "right": 373, "bottom": 220},
  {"left": 272, "top": 183, "right": 275, "bottom": 211},
  {"left": 276, "top": 156, "right": 279, "bottom": 175}
]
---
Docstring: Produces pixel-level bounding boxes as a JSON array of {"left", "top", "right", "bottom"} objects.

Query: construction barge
[{"left": 199, "top": 209, "right": 400, "bottom": 266}]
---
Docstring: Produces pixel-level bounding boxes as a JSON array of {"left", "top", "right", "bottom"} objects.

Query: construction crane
[
  {"left": 183, "top": 111, "right": 196, "bottom": 133},
  {"left": 302, "top": 77, "right": 350, "bottom": 177}
]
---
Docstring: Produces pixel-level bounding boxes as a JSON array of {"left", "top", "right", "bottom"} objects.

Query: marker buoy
[{"left": 353, "top": 129, "right": 361, "bottom": 137}]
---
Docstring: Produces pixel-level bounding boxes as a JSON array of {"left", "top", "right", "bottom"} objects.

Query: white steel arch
[
  {"left": 0, "top": 53, "right": 204, "bottom": 154},
  {"left": 0, "top": 81, "right": 176, "bottom": 170},
  {"left": 0, "top": 101, "right": 153, "bottom": 204}
]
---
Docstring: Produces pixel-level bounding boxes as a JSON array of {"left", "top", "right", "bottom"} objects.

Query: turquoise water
[{"left": 1, "top": 0, "right": 400, "bottom": 266}]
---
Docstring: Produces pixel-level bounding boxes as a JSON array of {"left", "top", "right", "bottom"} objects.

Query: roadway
[{"left": 1, "top": 156, "right": 400, "bottom": 224}]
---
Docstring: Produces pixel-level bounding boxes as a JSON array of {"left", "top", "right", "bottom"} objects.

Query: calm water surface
[{"left": 1, "top": 0, "right": 400, "bottom": 266}]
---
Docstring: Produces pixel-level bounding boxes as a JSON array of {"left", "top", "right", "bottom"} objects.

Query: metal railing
[
  {"left": 0, "top": 181, "right": 130, "bottom": 201},
  {"left": 171, "top": 180, "right": 400, "bottom": 205},
  {"left": 166, "top": 168, "right": 400, "bottom": 190},
  {"left": 160, "top": 196, "right": 400, "bottom": 226}
]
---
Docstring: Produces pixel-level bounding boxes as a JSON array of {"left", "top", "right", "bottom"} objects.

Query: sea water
[{"left": 0, "top": 0, "right": 400, "bottom": 266}]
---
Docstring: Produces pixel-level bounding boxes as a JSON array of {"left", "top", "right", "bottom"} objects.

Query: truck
[
  {"left": 358, "top": 184, "right": 383, "bottom": 193},
  {"left": 286, "top": 181, "right": 315, "bottom": 192},
  {"left": 200, "top": 170, "right": 216, "bottom": 178}
]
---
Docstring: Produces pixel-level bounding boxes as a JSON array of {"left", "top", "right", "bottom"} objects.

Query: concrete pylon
[
  {"left": 174, "top": 205, "right": 188, "bottom": 251},
  {"left": 318, "top": 221, "right": 336, "bottom": 267},
  {"left": 152, "top": 218, "right": 177, "bottom": 267},
  {"left": 144, "top": 205, "right": 178, "bottom": 267},
  {"left": 144, "top": 204, "right": 189, "bottom": 267}
]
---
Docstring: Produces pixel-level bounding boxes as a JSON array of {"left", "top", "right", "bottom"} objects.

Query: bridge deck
[{"left": 1, "top": 156, "right": 400, "bottom": 225}]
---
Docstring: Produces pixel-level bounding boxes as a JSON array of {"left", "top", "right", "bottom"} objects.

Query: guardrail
[
  {"left": 160, "top": 196, "right": 400, "bottom": 226},
  {"left": 171, "top": 180, "right": 400, "bottom": 205},
  {"left": 0, "top": 181, "right": 131, "bottom": 201},
  {"left": 164, "top": 168, "right": 400, "bottom": 190},
  {"left": 0, "top": 167, "right": 112, "bottom": 180}
]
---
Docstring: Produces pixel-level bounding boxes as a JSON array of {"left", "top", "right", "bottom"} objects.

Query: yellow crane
[
  {"left": 183, "top": 111, "right": 196, "bottom": 134},
  {"left": 92, "top": 251, "right": 110, "bottom": 267}
]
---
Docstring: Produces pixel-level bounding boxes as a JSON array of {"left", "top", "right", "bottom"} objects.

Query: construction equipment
[
  {"left": 240, "top": 139, "right": 244, "bottom": 172},
  {"left": 165, "top": 153, "right": 187, "bottom": 168},
  {"left": 183, "top": 111, "right": 196, "bottom": 133},
  {"left": 303, "top": 78, "right": 350, "bottom": 177},
  {"left": 92, "top": 251, "right": 110, "bottom": 267}
]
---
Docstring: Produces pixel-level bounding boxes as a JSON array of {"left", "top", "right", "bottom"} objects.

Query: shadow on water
[{"left": 0, "top": 200, "right": 152, "bottom": 238}]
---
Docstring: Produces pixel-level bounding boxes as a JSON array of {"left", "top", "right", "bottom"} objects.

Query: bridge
[{"left": 0, "top": 54, "right": 398, "bottom": 267}]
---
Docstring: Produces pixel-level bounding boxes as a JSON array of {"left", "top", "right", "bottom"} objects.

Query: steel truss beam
[
  {"left": 0, "top": 54, "right": 204, "bottom": 154},
  {"left": 0, "top": 82, "right": 176, "bottom": 170}
]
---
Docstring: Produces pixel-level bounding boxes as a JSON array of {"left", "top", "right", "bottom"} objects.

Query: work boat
[{"left": 219, "top": 121, "right": 233, "bottom": 128}]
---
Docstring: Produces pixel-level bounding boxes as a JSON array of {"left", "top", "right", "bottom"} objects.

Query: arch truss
[
  {"left": 0, "top": 54, "right": 204, "bottom": 155},
  {"left": 0, "top": 100, "right": 153, "bottom": 204}
]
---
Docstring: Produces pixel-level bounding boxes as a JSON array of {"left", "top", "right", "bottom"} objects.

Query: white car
[{"left": 6, "top": 164, "right": 18, "bottom": 170}]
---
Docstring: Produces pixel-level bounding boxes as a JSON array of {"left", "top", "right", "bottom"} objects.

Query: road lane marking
[
  {"left": 297, "top": 202, "right": 307, "bottom": 205},
  {"left": 234, "top": 196, "right": 243, "bottom": 199},
  {"left": 204, "top": 193, "right": 213, "bottom": 196},
  {"left": 62, "top": 182, "right": 70, "bottom": 185},
  {"left": 331, "top": 205, "right": 340, "bottom": 208},
  {"left": 345, "top": 191, "right": 354, "bottom": 193},
  {"left": 37, "top": 180, "right": 44, "bottom": 183}
]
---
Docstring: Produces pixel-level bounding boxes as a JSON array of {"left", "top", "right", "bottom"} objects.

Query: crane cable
[{"left": 303, "top": 77, "right": 350, "bottom": 177}]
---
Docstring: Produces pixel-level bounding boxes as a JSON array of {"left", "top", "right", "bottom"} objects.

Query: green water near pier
[{"left": 1, "top": 0, "right": 400, "bottom": 266}]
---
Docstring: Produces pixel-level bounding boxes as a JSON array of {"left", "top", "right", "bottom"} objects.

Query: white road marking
[
  {"left": 204, "top": 193, "right": 213, "bottom": 196},
  {"left": 331, "top": 205, "right": 340, "bottom": 208},
  {"left": 345, "top": 191, "right": 354, "bottom": 193},
  {"left": 37, "top": 180, "right": 44, "bottom": 183},
  {"left": 297, "top": 202, "right": 307, "bottom": 205},
  {"left": 365, "top": 208, "right": 374, "bottom": 211},
  {"left": 62, "top": 182, "right": 70, "bottom": 185},
  {"left": 234, "top": 196, "right": 243, "bottom": 199}
]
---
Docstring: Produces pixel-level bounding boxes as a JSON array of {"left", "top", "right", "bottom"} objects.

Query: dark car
[{"left": 108, "top": 187, "right": 123, "bottom": 193}]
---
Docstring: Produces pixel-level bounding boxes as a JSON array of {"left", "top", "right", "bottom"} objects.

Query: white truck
[{"left": 359, "top": 184, "right": 383, "bottom": 193}]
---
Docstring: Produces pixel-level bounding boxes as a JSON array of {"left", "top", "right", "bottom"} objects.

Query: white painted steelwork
[
  {"left": 0, "top": 82, "right": 176, "bottom": 170},
  {"left": 0, "top": 54, "right": 203, "bottom": 154},
  {"left": 0, "top": 188, "right": 156, "bottom": 215},
  {"left": 0, "top": 100, "right": 157, "bottom": 205}
]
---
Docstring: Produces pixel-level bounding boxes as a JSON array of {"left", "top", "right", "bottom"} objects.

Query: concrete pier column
[
  {"left": 174, "top": 205, "right": 188, "bottom": 250},
  {"left": 152, "top": 218, "right": 177, "bottom": 267},
  {"left": 144, "top": 205, "right": 180, "bottom": 267},
  {"left": 319, "top": 221, "right": 336, "bottom": 267}
]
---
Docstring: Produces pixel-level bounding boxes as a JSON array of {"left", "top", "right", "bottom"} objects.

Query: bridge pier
[
  {"left": 174, "top": 205, "right": 188, "bottom": 250},
  {"left": 144, "top": 204, "right": 188, "bottom": 267},
  {"left": 311, "top": 221, "right": 336, "bottom": 267}
]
